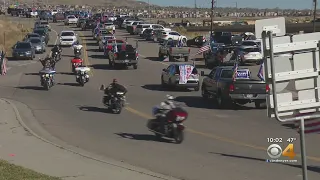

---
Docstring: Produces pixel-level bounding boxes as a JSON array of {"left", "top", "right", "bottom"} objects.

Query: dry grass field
[{"left": 0, "top": 19, "right": 32, "bottom": 54}]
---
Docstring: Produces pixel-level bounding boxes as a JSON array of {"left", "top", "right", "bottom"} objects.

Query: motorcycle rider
[
  {"left": 51, "top": 45, "right": 61, "bottom": 60},
  {"left": 72, "top": 41, "right": 83, "bottom": 57},
  {"left": 157, "top": 95, "right": 177, "bottom": 134},
  {"left": 39, "top": 55, "right": 55, "bottom": 70},
  {"left": 103, "top": 79, "right": 127, "bottom": 105}
]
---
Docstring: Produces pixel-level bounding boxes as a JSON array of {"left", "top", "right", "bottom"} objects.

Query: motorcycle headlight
[
  {"left": 45, "top": 74, "right": 49, "bottom": 77},
  {"left": 42, "top": 75, "right": 45, "bottom": 77}
]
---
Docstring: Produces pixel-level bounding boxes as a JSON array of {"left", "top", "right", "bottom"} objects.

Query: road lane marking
[
  {"left": 78, "top": 31, "right": 93, "bottom": 77},
  {"left": 124, "top": 106, "right": 320, "bottom": 162}
]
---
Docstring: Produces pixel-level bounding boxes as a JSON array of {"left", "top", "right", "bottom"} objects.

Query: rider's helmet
[{"left": 166, "top": 95, "right": 174, "bottom": 100}]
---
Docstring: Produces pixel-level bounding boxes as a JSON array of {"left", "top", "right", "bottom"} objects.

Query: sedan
[
  {"left": 12, "top": 42, "right": 35, "bottom": 60},
  {"left": 27, "top": 37, "right": 46, "bottom": 53}
]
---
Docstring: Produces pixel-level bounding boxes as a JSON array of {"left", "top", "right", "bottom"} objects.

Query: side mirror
[
  {"left": 162, "top": 68, "right": 166, "bottom": 72},
  {"left": 99, "top": 84, "right": 105, "bottom": 91},
  {"left": 200, "top": 71, "right": 205, "bottom": 76}
]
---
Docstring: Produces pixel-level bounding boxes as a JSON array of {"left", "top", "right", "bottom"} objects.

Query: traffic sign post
[{"left": 256, "top": 17, "right": 320, "bottom": 180}]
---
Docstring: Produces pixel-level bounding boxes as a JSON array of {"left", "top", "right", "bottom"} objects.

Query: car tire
[
  {"left": 133, "top": 64, "right": 138, "bottom": 69},
  {"left": 161, "top": 76, "right": 166, "bottom": 87},
  {"left": 255, "top": 101, "right": 261, "bottom": 109},
  {"left": 201, "top": 85, "right": 208, "bottom": 99},
  {"left": 194, "top": 84, "right": 199, "bottom": 91}
]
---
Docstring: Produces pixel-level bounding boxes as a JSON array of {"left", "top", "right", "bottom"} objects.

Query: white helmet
[{"left": 166, "top": 95, "right": 174, "bottom": 100}]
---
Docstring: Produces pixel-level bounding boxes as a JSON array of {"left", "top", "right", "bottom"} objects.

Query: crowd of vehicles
[{"left": 7, "top": 10, "right": 268, "bottom": 144}]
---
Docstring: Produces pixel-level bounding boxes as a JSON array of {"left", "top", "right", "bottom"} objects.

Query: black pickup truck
[{"left": 201, "top": 66, "right": 268, "bottom": 109}]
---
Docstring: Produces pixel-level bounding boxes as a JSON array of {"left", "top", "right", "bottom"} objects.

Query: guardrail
[{"left": 185, "top": 23, "right": 319, "bottom": 33}]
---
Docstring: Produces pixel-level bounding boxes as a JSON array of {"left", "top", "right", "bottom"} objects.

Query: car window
[
  {"left": 30, "top": 39, "right": 41, "bottom": 43},
  {"left": 28, "top": 34, "right": 39, "bottom": 38},
  {"left": 241, "top": 41, "right": 256, "bottom": 46},
  {"left": 68, "top": 16, "right": 75, "bottom": 19},
  {"left": 220, "top": 70, "right": 233, "bottom": 78},
  {"left": 16, "top": 43, "right": 31, "bottom": 49},
  {"left": 40, "top": 21, "right": 48, "bottom": 25},
  {"left": 61, "top": 32, "right": 75, "bottom": 36},
  {"left": 137, "top": 25, "right": 142, "bottom": 28},
  {"left": 142, "top": 25, "right": 149, "bottom": 28},
  {"left": 209, "top": 69, "right": 216, "bottom": 78}
]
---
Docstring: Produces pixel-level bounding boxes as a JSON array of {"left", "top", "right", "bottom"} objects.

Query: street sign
[{"left": 259, "top": 17, "right": 320, "bottom": 180}]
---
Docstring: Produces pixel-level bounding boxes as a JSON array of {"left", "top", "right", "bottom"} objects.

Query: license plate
[{"left": 246, "top": 94, "right": 253, "bottom": 98}]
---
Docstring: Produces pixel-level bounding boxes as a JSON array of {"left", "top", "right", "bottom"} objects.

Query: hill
[{"left": 16, "top": 0, "right": 151, "bottom": 7}]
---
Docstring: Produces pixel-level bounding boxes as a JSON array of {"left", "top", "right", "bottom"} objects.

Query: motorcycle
[
  {"left": 52, "top": 51, "right": 61, "bottom": 62},
  {"left": 39, "top": 69, "right": 56, "bottom": 90},
  {"left": 73, "top": 45, "right": 83, "bottom": 58},
  {"left": 147, "top": 106, "right": 188, "bottom": 144},
  {"left": 71, "top": 58, "right": 83, "bottom": 73},
  {"left": 75, "top": 66, "right": 90, "bottom": 86},
  {"left": 100, "top": 84, "right": 125, "bottom": 114}
]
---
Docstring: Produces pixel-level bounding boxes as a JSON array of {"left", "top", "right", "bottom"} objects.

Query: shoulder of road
[{"left": 0, "top": 98, "right": 179, "bottom": 180}]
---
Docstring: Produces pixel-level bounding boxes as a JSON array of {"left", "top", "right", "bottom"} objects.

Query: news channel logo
[
  {"left": 267, "top": 144, "right": 282, "bottom": 158},
  {"left": 266, "top": 143, "right": 298, "bottom": 163}
]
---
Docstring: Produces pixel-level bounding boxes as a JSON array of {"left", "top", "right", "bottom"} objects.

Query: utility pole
[
  {"left": 235, "top": 2, "right": 238, "bottom": 22},
  {"left": 313, "top": 0, "right": 317, "bottom": 32},
  {"left": 210, "top": 0, "right": 216, "bottom": 41},
  {"left": 194, "top": 0, "right": 197, "bottom": 19},
  {"left": 148, "top": 0, "right": 151, "bottom": 22}
]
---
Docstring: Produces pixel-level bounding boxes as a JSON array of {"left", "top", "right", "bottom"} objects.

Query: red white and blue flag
[
  {"left": 196, "top": 44, "right": 210, "bottom": 55},
  {"left": 294, "top": 113, "right": 320, "bottom": 134},
  {"left": 232, "top": 63, "right": 238, "bottom": 81}
]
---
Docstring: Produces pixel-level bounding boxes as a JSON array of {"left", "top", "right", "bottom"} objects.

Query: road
[{"left": 1, "top": 16, "right": 320, "bottom": 180}]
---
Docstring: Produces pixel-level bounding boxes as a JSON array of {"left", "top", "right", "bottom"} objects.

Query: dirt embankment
[{"left": 0, "top": 20, "right": 32, "bottom": 54}]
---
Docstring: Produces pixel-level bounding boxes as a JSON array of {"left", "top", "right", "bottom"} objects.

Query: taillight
[
  {"left": 114, "top": 53, "right": 118, "bottom": 58},
  {"left": 266, "top": 84, "right": 270, "bottom": 93},
  {"left": 163, "top": 34, "right": 167, "bottom": 37},
  {"left": 136, "top": 52, "right": 138, "bottom": 57},
  {"left": 229, "top": 84, "right": 234, "bottom": 92},
  {"left": 188, "top": 48, "right": 190, "bottom": 53}
]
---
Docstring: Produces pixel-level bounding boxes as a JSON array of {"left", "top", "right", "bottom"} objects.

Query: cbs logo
[{"left": 267, "top": 144, "right": 296, "bottom": 159}]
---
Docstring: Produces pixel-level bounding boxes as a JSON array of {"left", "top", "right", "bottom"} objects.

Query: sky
[{"left": 140, "top": 0, "right": 315, "bottom": 10}]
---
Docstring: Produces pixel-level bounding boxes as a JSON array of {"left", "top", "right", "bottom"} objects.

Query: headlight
[
  {"left": 45, "top": 74, "right": 49, "bottom": 77},
  {"left": 26, "top": 51, "right": 31, "bottom": 54}
]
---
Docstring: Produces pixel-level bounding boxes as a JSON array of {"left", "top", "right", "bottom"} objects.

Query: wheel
[
  {"left": 169, "top": 55, "right": 174, "bottom": 62},
  {"left": 184, "top": 56, "right": 189, "bottom": 62},
  {"left": 158, "top": 52, "right": 163, "bottom": 60},
  {"left": 174, "top": 130, "right": 184, "bottom": 144},
  {"left": 161, "top": 76, "right": 166, "bottom": 87},
  {"left": 155, "top": 133, "right": 162, "bottom": 139},
  {"left": 194, "top": 85, "right": 199, "bottom": 91},
  {"left": 255, "top": 101, "right": 261, "bottom": 109},
  {"left": 215, "top": 93, "right": 224, "bottom": 109},
  {"left": 201, "top": 85, "right": 209, "bottom": 99},
  {"left": 133, "top": 64, "right": 137, "bottom": 69}
]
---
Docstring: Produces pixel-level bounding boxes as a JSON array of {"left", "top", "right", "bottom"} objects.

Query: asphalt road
[{"left": 1, "top": 16, "right": 320, "bottom": 180}]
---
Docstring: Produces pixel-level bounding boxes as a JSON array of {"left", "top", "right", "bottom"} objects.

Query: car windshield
[
  {"left": 103, "top": 36, "right": 113, "bottom": 40},
  {"left": 61, "top": 32, "right": 74, "bottom": 36},
  {"left": 220, "top": 70, "right": 233, "bottom": 78},
  {"left": 30, "top": 39, "right": 41, "bottom": 43},
  {"left": 16, "top": 43, "right": 31, "bottom": 49},
  {"left": 40, "top": 21, "right": 48, "bottom": 25},
  {"left": 28, "top": 34, "right": 39, "bottom": 38},
  {"left": 34, "top": 30, "right": 45, "bottom": 35},
  {"left": 68, "top": 16, "right": 75, "bottom": 19},
  {"left": 105, "top": 23, "right": 113, "bottom": 26}
]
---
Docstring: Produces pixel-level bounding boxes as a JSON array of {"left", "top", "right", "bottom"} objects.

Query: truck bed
[
  {"left": 231, "top": 79, "right": 266, "bottom": 94},
  {"left": 170, "top": 47, "right": 190, "bottom": 56}
]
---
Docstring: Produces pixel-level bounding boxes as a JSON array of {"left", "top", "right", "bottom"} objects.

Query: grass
[
  {"left": 0, "top": 19, "right": 32, "bottom": 54},
  {"left": 0, "top": 159, "right": 61, "bottom": 180}
]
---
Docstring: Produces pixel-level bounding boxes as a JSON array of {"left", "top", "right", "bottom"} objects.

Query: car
[
  {"left": 186, "top": 36, "right": 207, "bottom": 47},
  {"left": 98, "top": 35, "right": 115, "bottom": 51},
  {"left": 59, "top": 31, "right": 78, "bottom": 46},
  {"left": 160, "top": 31, "right": 187, "bottom": 42},
  {"left": 38, "top": 20, "right": 51, "bottom": 31},
  {"left": 201, "top": 66, "right": 267, "bottom": 108},
  {"left": 53, "top": 13, "right": 64, "bottom": 23},
  {"left": 235, "top": 46, "right": 263, "bottom": 64},
  {"left": 161, "top": 64, "right": 200, "bottom": 91},
  {"left": 24, "top": 33, "right": 42, "bottom": 41},
  {"left": 65, "top": 15, "right": 78, "bottom": 25},
  {"left": 12, "top": 42, "right": 35, "bottom": 60},
  {"left": 77, "top": 18, "right": 86, "bottom": 28},
  {"left": 26, "top": 37, "right": 46, "bottom": 53},
  {"left": 33, "top": 29, "right": 49, "bottom": 44}
]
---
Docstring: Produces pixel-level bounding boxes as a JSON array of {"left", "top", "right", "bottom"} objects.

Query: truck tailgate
[
  {"left": 170, "top": 47, "right": 190, "bottom": 56},
  {"left": 232, "top": 80, "right": 267, "bottom": 94}
]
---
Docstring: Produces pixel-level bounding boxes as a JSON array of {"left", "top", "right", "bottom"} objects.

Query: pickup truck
[
  {"left": 108, "top": 43, "right": 138, "bottom": 69},
  {"left": 158, "top": 40, "right": 190, "bottom": 62},
  {"left": 53, "top": 13, "right": 65, "bottom": 23},
  {"left": 201, "top": 66, "right": 268, "bottom": 109}
]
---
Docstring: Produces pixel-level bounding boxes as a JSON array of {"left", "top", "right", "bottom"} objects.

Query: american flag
[
  {"left": 257, "top": 62, "right": 264, "bottom": 81},
  {"left": 232, "top": 63, "right": 238, "bottom": 81},
  {"left": 196, "top": 44, "right": 210, "bottom": 55},
  {"left": 1, "top": 57, "right": 7, "bottom": 75},
  {"left": 294, "top": 113, "right": 320, "bottom": 134}
]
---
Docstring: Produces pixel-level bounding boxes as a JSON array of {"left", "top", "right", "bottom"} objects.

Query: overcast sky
[{"left": 141, "top": 0, "right": 315, "bottom": 9}]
